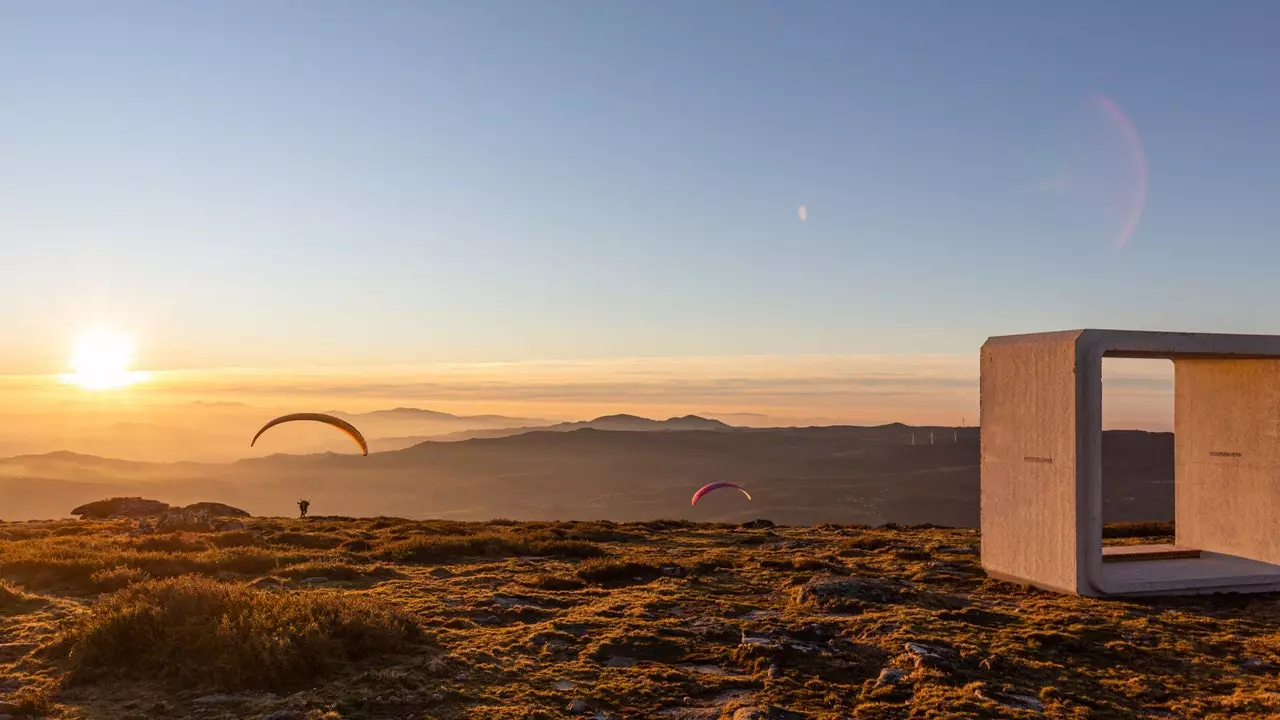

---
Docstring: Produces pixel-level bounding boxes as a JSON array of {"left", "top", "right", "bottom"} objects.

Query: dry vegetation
[{"left": 0, "top": 517, "right": 1276, "bottom": 719}]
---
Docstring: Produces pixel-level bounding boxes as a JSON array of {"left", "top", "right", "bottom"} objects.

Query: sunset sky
[{"left": 1, "top": 2, "right": 1273, "bottom": 427}]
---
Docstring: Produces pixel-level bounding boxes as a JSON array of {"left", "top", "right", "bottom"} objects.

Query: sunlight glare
[{"left": 64, "top": 329, "right": 148, "bottom": 390}]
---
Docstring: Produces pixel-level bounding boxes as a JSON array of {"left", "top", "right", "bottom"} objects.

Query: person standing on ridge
[{"left": 298, "top": 498, "right": 310, "bottom": 518}]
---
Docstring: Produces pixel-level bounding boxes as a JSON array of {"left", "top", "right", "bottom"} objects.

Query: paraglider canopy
[
  {"left": 251, "top": 413, "right": 369, "bottom": 456},
  {"left": 691, "top": 482, "right": 752, "bottom": 506}
]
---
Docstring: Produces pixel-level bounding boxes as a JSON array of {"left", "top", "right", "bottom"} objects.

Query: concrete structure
[{"left": 981, "top": 329, "right": 1280, "bottom": 597}]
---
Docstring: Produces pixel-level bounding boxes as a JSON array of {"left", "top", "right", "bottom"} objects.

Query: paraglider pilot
[{"left": 298, "top": 498, "right": 310, "bottom": 518}]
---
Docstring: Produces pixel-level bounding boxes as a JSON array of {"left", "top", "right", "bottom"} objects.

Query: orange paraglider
[{"left": 251, "top": 413, "right": 369, "bottom": 456}]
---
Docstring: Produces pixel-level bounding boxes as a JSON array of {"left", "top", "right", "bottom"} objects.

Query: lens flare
[
  {"left": 1091, "top": 95, "right": 1148, "bottom": 249},
  {"left": 1030, "top": 95, "right": 1149, "bottom": 250}
]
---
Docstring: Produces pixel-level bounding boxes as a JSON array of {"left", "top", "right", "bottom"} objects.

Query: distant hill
[
  {"left": 428, "top": 413, "right": 735, "bottom": 442},
  {"left": 0, "top": 450, "right": 213, "bottom": 482},
  {"left": 0, "top": 426, "right": 1174, "bottom": 527},
  {"left": 555, "top": 414, "right": 733, "bottom": 432},
  {"left": 333, "top": 407, "right": 549, "bottom": 426}
]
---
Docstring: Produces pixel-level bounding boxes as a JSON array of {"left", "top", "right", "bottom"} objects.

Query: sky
[{"left": 1, "top": 1, "right": 1275, "bottom": 426}]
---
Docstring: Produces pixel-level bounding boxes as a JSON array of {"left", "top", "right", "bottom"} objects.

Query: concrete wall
[
  {"left": 982, "top": 329, "right": 1280, "bottom": 596},
  {"left": 980, "top": 332, "right": 1085, "bottom": 594},
  {"left": 1176, "top": 358, "right": 1280, "bottom": 564}
]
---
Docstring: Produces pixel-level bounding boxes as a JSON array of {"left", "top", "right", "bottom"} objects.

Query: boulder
[
  {"left": 876, "top": 668, "right": 907, "bottom": 686},
  {"left": 155, "top": 508, "right": 214, "bottom": 532},
  {"left": 792, "top": 575, "right": 902, "bottom": 611},
  {"left": 71, "top": 497, "right": 171, "bottom": 519},
  {"left": 183, "top": 502, "right": 250, "bottom": 518}
]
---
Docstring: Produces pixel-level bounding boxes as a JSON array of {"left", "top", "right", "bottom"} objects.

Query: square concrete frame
[{"left": 981, "top": 329, "right": 1280, "bottom": 597}]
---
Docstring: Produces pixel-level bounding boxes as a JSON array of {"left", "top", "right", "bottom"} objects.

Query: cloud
[
  {"left": 1027, "top": 174, "right": 1071, "bottom": 195},
  {"left": 0, "top": 352, "right": 1175, "bottom": 427},
  {"left": 1103, "top": 376, "right": 1173, "bottom": 390}
]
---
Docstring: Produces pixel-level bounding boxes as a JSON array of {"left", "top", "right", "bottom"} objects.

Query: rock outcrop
[{"left": 70, "top": 497, "right": 171, "bottom": 519}]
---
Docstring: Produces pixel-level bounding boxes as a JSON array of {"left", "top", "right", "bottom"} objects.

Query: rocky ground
[{"left": 0, "top": 516, "right": 1277, "bottom": 719}]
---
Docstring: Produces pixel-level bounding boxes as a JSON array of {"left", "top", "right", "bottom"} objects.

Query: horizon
[{"left": 0, "top": 352, "right": 1172, "bottom": 462}]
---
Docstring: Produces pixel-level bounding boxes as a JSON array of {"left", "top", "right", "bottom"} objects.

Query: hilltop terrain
[
  {"left": 0, "top": 428, "right": 1172, "bottom": 526},
  {"left": 0, "top": 517, "right": 1274, "bottom": 719}
]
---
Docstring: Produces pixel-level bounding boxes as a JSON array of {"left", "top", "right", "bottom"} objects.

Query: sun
[{"left": 65, "top": 329, "right": 147, "bottom": 390}]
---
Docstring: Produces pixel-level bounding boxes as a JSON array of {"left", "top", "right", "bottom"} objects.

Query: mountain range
[
  {"left": 0, "top": 423, "right": 1173, "bottom": 527},
  {"left": 388, "top": 413, "right": 734, "bottom": 445},
  {"left": 0, "top": 405, "right": 758, "bottom": 462}
]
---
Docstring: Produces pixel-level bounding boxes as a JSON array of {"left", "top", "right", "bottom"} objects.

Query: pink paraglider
[{"left": 691, "top": 482, "right": 752, "bottom": 506}]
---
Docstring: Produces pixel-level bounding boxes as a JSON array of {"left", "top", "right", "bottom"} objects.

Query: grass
[
  {"left": 268, "top": 531, "right": 348, "bottom": 550},
  {"left": 376, "top": 532, "right": 605, "bottom": 563},
  {"left": 208, "top": 529, "right": 260, "bottom": 548},
  {"left": 0, "top": 538, "right": 304, "bottom": 593},
  {"left": 0, "top": 577, "right": 41, "bottom": 614},
  {"left": 89, "top": 566, "right": 150, "bottom": 592},
  {"left": 56, "top": 575, "right": 425, "bottom": 692},
  {"left": 525, "top": 573, "right": 587, "bottom": 591},
  {"left": 277, "top": 561, "right": 396, "bottom": 583},
  {"left": 131, "top": 533, "right": 210, "bottom": 553},
  {"left": 0, "top": 515, "right": 1275, "bottom": 719}
]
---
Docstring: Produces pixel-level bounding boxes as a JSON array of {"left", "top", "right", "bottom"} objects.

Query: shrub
[
  {"left": 52, "top": 525, "right": 94, "bottom": 537},
  {"left": 133, "top": 533, "right": 209, "bottom": 553},
  {"left": 197, "top": 547, "right": 294, "bottom": 575},
  {"left": 892, "top": 548, "right": 931, "bottom": 561},
  {"left": 688, "top": 552, "right": 737, "bottom": 574},
  {"left": 340, "top": 538, "right": 374, "bottom": 553},
  {"left": 526, "top": 573, "right": 587, "bottom": 591},
  {"left": 378, "top": 534, "right": 517, "bottom": 562},
  {"left": 368, "top": 518, "right": 409, "bottom": 530},
  {"left": 528, "top": 539, "right": 604, "bottom": 558},
  {"left": 635, "top": 519, "right": 697, "bottom": 531},
  {"left": 0, "top": 578, "right": 40, "bottom": 614},
  {"left": 0, "top": 527, "right": 50, "bottom": 541},
  {"left": 406, "top": 520, "right": 474, "bottom": 537},
  {"left": 3, "top": 683, "right": 52, "bottom": 716},
  {"left": 57, "top": 576, "right": 424, "bottom": 691},
  {"left": 0, "top": 538, "right": 109, "bottom": 591},
  {"left": 91, "top": 567, "right": 150, "bottom": 592},
  {"left": 268, "top": 532, "right": 346, "bottom": 550},
  {"left": 761, "top": 555, "right": 835, "bottom": 572},
  {"left": 209, "top": 530, "right": 260, "bottom": 548},
  {"left": 278, "top": 562, "right": 394, "bottom": 583},
  {"left": 839, "top": 536, "right": 893, "bottom": 553},
  {"left": 1102, "top": 521, "right": 1174, "bottom": 539},
  {"left": 559, "top": 522, "right": 641, "bottom": 543},
  {"left": 576, "top": 559, "right": 661, "bottom": 584},
  {"left": 127, "top": 554, "right": 201, "bottom": 579}
]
